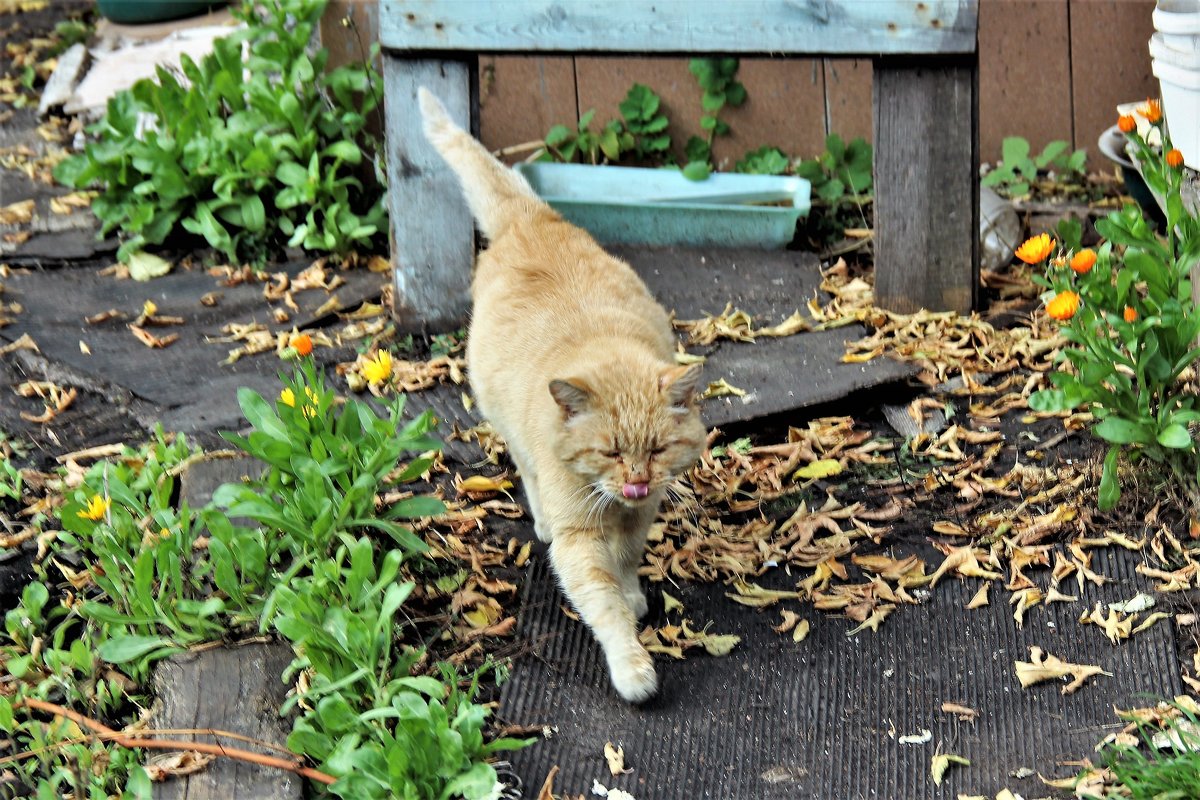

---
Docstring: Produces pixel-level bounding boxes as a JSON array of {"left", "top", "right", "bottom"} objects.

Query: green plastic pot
[{"left": 95, "top": 0, "right": 228, "bottom": 25}]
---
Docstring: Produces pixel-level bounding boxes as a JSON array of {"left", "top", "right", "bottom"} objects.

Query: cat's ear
[
  {"left": 659, "top": 363, "right": 703, "bottom": 409},
  {"left": 549, "top": 378, "right": 592, "bottom": 420}
]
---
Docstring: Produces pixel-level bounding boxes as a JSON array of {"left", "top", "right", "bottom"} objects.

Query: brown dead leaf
[
  {"left": 129, "top": 325, "right": 178, "bottom": 349},
  {"left": 0, "top": 199, "right": 34, "bottom": 225},
  {"left": 1015, "top": 646, "right": 1109, "bottom": 694},
  {"left": 144, "top": 750, "right": 215, "bottom": 781},
  {"left": 940, "top": 701, "right": 978, "bottom": 722},
  {"left": 604, "top": 742, "right": 629, "bottom": 776}
]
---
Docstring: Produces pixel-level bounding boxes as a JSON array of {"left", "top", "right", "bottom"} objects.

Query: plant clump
[
  {"left": 54, "top": 0, "right": 386, "bottom": 266},
  {"left": 1029, "top": 101, "right": 1200, "bottom": 511}
]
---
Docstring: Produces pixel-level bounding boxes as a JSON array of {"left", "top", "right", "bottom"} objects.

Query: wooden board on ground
[
  {"left": 151, "top": 643, "right": 300, "bottom": 800},
  {"left": 610, "top": 245, "right": 917, "bottom": 427},
  {"left": 0, "top": 262, "right": 384, "bottom": 434}
]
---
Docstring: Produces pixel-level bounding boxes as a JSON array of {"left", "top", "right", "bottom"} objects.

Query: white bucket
[
  {"left": 1155, "top": 0, "right": 1200, "bottom": 32},
  {"left": 1155, "top": 0, "right": 1200, "bottom": 52},
  {"left": 1152, "top": 56, "right": 1200, "bottom": 169},
  {"left": 1151, "top": 31, "right": 1200, "bottom": 66}
]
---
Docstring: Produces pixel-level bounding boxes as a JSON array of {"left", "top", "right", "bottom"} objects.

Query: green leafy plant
[
  {"left": 0, "top": 454, "right": 21, "bottom": 502},
  {"left": 1028, "top": 106, "right": 1200, "bottom": 511},
  {"left": 216, "top": 360, "right": 440, "bottom": 559},
  {"left": 682, "top": 57, "right": 746, "bottom": 180},
  {"left": 793, "top": 134, "right": 874, "bottom": 245},
  {"left": 541, "top": 108, "right": 629, "bottom": 165},
  {"left": 619, "top": 83, "right": 671, "bottom": 161},
  {"left": 1, "top": 360, "right": 525, "bottom": 797},
  {"left": 735, "top": 146, "right": 789, "bottom": 176},
  {"left": 54, "top": 0, "right": 385, "bottom": 265},
  {"left": 982, "top": 135, "right": 1087, "bottom": 197}
]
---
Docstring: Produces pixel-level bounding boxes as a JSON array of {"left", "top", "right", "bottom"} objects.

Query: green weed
[{"left": 54, "top": 0, "right": 385, "bottom": 265}]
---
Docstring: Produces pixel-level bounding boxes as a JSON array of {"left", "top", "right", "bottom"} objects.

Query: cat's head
[{"left": 549, "top": 361, "right": 705, "bottom": 507}]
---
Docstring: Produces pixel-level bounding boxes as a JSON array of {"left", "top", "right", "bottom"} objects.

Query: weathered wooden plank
[
  {"left": 873, "top": 56, "right": 978, "bottom": 314},
  {"left": 978, "top": 0, "right": 1070, "bottom": 166},
  {"left": 383, "top": 56, "right": 476, "bottom": 332},
  {"left": 151, "top": 643, "right": 300, "bottom": 800},
  {"left": 379, "top": 1, "right": 979, "bottom": 56}
]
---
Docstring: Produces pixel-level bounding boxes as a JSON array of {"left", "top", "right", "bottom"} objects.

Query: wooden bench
[{"left": 379, "top": 0, "right": 980, "bottom": 331}]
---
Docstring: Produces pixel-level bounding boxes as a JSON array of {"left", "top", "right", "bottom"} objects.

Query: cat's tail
[{"left": 418, "top": 87, "right": 543, "bottom": 241}]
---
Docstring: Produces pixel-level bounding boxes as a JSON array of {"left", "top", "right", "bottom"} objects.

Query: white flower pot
[
  {"left": 1155, "top": 0, "right": 1200, "bottom": 53},
  {"left": 1152, "top": 56, "right": 1200, "bottom": 169}
]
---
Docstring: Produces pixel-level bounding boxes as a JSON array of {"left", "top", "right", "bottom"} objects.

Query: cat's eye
[
  {"left": 604, "top": 450, "right": 621, "bottom": 459},
  {"left": 650, "top": 446, "right": 666, "bottom": 456}
]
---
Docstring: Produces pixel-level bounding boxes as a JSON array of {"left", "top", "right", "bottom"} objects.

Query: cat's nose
[{"left": 622, "top": 481, "right": 650, "bottom": 499}]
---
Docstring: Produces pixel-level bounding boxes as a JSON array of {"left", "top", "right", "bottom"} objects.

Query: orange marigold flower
[
  {"left": 1117, "top": 114, "right": 1136, "bottom": 134},
  {"left": 1046, "top": 291, "right": 1080, "bottom": 321},
  {"left": 1069, "top": 249, "right": 1096, "bottom": 274},
  {"left": 1015, "top": 233, "right": 1055, "bottom": 265},
  {"left": 1138, "top": 98, "right": 1162, "bottom": 124},
  {"left": 1167, "top": 148, "right": 1185, "bottom": 169},
  {"left": 1123, "top": 305, "right": 1137, "bottom": 323},
  {"left": 290, "top": 333, "right": 313, "bottom": 356}
]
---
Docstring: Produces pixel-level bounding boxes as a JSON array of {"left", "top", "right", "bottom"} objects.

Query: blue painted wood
[
  {"left": 379, "top": 0, "right": 978, "bottom": 56},
  {"left": 383, "top": 57, "right": 476, "bottom": 331}
]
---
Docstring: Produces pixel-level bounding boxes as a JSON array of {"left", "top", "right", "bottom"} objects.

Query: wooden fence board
[
  {"left": 1069, "top": 0, "right": 1157, "bottom": 168},
  {"left": 823, "top": 58, "right": 874, "bottom": 144},
  {"left": 479, "top": 55, "right": 577, "bottom": 161},
  {"left": 978, "top": 0, "right": 1072, "bottom": 164}
]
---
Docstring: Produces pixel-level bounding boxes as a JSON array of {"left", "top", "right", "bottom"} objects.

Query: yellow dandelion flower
[
  {"left": 1016, "top": 233, "right": 1055, "bottom": 265},
  {"left": 78, "top": 493, "right": 109, "bottom": 521},
  {"left": 280, "top": 387, "right": 297, "bottom": 407},
  {"left": 363, "top": 350, "right": 394, "bottom": 385},
  {"left": 1046, "top": 291, "right": 1080, "bottom": 321}
]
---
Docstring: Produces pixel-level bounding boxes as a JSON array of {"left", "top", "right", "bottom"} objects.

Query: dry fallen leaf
[
  {"left": 793, "top": 459, "right": 843, "bottom": 481},
  {"left": 0, "top": 199, "right": 34, "bottom": 225},
  {"left": 931, "top": 753, "right": 970, "bottom": 786},
  {"left": 1014, "top": 646, "right": 1110, "bottom": 694},
  {"left": 662, "top": 590, "right": 684, "bottom": 615},
  {"left": 726, "top": 580, "right": 804, "bottom": 608},
  {"left": 966, "top": 582, "right": 990, "bottom": 609},
  {"left": 701, "top": 378, "right": 747, "bottom": 399},
  {"left": 940, "top": 701, "right": 978, "bottom": 722},
  {"left": 603, "top": 741, "right": 629, "bottom": 776},
  {"left": 129, "top": 325, "right": 179, "bottom": 349}
]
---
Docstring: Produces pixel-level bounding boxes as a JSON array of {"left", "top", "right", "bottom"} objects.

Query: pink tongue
[{"left": 622, "top": 482, "right": 650, "bottom": 499}]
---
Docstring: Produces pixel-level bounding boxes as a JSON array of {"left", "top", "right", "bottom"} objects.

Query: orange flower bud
[
  {"left": 1046, "top": 291, "right": 1080, "bottom": 321},
  {"left": 1123, "top": 305, "right": 1137, "bottom": 323},
  {"left": 1167, "top": 148, "right": 1185, "bottom": 169},
  {"left": 1138, "top": 98, "right": 1163, "bottom": 124},
  {"left": 1015, "top": 233, "right": 1055, "bottom": 265},
  {"left": 1117, "top": 114, "right": 1136, "bottom": 134},
  {"left": 290, "top": 333, "right": 313, "bottom": 356},
  {"left": 1069, "top": 249, "right": 1096, "bottom": 274}
]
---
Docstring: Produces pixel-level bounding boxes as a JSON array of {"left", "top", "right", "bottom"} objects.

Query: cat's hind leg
[{"left": 550, "top": 529, "right": 657, "bottom": 703}]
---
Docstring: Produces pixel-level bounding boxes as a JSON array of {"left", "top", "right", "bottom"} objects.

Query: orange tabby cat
[{"left": 419, "top": 88, "right": 705, "bottom": 702}]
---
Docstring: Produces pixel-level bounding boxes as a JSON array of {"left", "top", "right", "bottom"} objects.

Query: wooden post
[
  {"left": 872, "top": 55, "right": 979, "bottom": 315},
  {"left": 383, "top": 55, "right": 477, "bottom": 333}
]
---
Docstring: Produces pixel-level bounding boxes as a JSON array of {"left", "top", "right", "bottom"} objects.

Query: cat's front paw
[
  {"left": 625, "top": 588, "right": 649, "bottom": 620},
  {"left": 609, "top": 648, "right": 658, "bottom": 704}
]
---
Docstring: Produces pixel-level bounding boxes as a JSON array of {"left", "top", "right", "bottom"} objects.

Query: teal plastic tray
[{"left": 513, "top": 163, "right": 811, "bottom": 249}]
